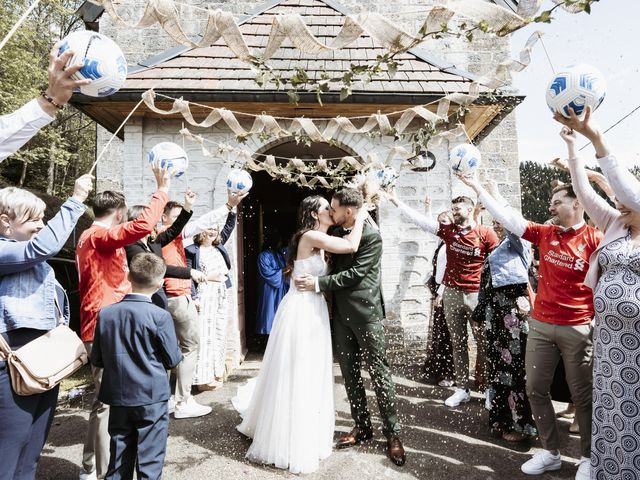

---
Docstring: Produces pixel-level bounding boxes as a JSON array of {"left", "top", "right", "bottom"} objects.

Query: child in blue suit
[{"left": 91, "top": 253, "right": 183, "bottom": 480}]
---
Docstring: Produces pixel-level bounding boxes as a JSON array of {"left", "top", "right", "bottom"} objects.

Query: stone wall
[{"left": 95, "top": 0, "right": 522, "bottom": 365}]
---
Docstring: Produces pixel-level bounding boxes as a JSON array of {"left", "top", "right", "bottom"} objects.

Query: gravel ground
[{"left": 37, "top": 357, "right": 582, "bottom": 480}]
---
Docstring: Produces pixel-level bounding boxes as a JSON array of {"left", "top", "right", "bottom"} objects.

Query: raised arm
[
  {"left": 457, "top": 175, "right": 528, "bottom": 237},
  {"left": 156, "top": 208, "right": 193, "bottom": 247},
  {"left": 218, "top": 211, "right": 237, "bottom": 245},
  {"left": 93, "top": 164, "right": 170, "bottom": 251},
  {"left": 384, "top": 189, "right": 438, "bottom": 235},
  {"left": 93, "top": 190, "right": 168, "bottom": 252},
  {"left": 0, "top": 175, "right": 92, "bottom": 274},
  {"left": 560, "top": 126, "right": 619, "bottom": 232},
  {"left": 303, "top": 207, "right": 368, "bottom": 255},
  {"left": 552, "top": 157, "right": 615, "bottom": 200},
  {"left": 0, "top": 45, "right": 91, "bottom": 163},
  {"left": 156, "top": 189, "right": 195, "bottom": 247},
  {"left": 554, "top": 106, "right": 640, "bottom": 211},
  {"left": 182, "top": 190, "right": 246, "bottom": 239},
  {"left": 598, "top": 155, "right": 640, "bottom": 212}
]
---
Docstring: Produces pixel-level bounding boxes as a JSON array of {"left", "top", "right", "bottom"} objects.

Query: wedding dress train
[{"left": 232, "top": 254, "right": 334, "bottom": 474}]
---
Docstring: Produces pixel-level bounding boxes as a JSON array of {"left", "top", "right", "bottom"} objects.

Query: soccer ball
[
  {"left": 370, "top": 166, "right": 399, "bottom": 189},
  {"left": 226, "top": 169, "right": 253, "bottom": 194},
  {"left": 148, "top": 142, "right": 189, "bottom": 178},
  {"left": 546, "top": 64, "right": 606, "bottom": 117},
  {"left": 58, "top": 30, "right": 127, "bottom": 97},
  {"left": 449, "top": 143, "right": 481, "bottom": 177}
]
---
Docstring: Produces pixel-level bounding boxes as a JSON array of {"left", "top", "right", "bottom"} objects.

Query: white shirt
[
  {"left": 181, "top": 204, "right": 232, "bottom": 247},
  {"left": 0, "top": 99, "right": 54, "bottom": 163},
  {"left": 598, "top": 154, "right": 640, "bottom": 212}
]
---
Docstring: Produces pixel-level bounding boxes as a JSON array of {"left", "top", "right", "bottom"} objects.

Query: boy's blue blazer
[{"left": 90, "top": 294, "right": 183, "bottom": 407}]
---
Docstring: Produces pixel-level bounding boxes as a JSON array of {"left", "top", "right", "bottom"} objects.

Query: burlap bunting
[
  {"left": 141, "top": 83, "right": 477, "bottom": 143},
  {"left": 178, "top": 121, "right": 468, "bottom": 189},
  {"left": 88, "top": 0, "right": 528, "bottom": 63}
]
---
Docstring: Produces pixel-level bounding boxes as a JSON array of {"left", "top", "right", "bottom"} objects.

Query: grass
[{"left": 60, "top": 364, "right": 93, "bottom": 394}]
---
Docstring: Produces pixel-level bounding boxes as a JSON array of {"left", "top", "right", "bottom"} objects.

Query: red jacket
[{"left": 77, "top": 191, "right": 168, "bottom": 342}]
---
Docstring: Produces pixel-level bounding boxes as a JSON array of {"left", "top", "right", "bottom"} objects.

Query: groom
[{"left": 295, "top": 188, "right": 406, "bottom": 467}]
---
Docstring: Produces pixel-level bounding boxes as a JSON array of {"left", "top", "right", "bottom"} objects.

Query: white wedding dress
[{"left": 232, "top": 253, "right": 334, "bottom": 474}]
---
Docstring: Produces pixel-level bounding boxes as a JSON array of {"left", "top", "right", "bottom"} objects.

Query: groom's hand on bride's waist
[{"left": 294, "top": 274, "right": 317, "bottom": 292}]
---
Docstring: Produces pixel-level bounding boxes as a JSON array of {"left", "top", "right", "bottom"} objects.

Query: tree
[{"left": 0, "top": 0, "right": 96, "bottom": 197}]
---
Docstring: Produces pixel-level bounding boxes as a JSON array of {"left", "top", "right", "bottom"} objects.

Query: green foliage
[{"left": 0, "top": 0, "right": 96, "bottom": 197}]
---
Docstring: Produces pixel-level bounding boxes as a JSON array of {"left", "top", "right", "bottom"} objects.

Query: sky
[{"left": 509, "top": 0, "right": 640, "bottom": 167}]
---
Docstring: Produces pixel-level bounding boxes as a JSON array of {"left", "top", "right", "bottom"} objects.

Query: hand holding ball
[
  {"left": 546, "top": 64, "right": 606, "bottom": 118},
  {"left": 148, "top": 142, "right": 189, "bottom": 178},
  {"left": 226, "top": 169, "right": 253, "bottom": 195},
  {"left": 57, "top": 30, "right": 127, "bottom": 98},
  {"left": 449, "top": 143, "right": 481, "bottom": 178}
]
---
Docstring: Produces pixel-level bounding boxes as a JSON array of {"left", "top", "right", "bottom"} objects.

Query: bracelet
[
  {"left": 41, "top": 91, "right": 64, "bottom": 109},
  {"left": 225, "top": 203, "right": 233, "bottom": 210}
]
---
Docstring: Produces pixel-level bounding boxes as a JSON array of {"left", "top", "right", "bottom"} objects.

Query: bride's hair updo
[{"left": 284, "top": 195, "right": 325, "bottom": 277}]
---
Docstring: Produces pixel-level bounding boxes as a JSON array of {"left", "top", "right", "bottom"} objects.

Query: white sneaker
[
  {"left": 575, "top": 456, "right": 590, "bottom": 480},
  {"left": 521, "top": 450, "right": 562, "bottom": 475},
  {"left": 444, "top": 388, "right": 471, "bottom": 407},
  {"left": 168, "top": 396, "right": 175, "bottom": 414},
  {"left": 173, "top": 396, "right": 212, "bottom": 419},
  {"left": 79, "top": 470, "right": 97, "bottom": 480},
  {"left": 438, "top": 379, "right": 455, "bottom": 387}
]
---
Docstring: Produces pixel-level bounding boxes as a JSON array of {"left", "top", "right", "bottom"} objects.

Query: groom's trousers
[{"left": 333, "top": 318, "right": 401, "bottom": 438}]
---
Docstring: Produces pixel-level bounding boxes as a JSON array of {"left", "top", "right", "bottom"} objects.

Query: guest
[
  {"left": 0, "top": 44, "right": 91, "bottom": 162},
  {"left": 161, "top": 189, "right": 246, "bottom": 418},
  {"left": 0, "top": 174, "right": 92, "bottom": 479},
  {"left": 473, "top": 181, "right": 535, "bottom": 442},
  {"left": 125, "top": 189, "right": 206, "bottom": 310},
  {"left": 556, "top": 109, "right": 640, "bottom": 479},
  {"left": 76, "top": 164, "right": 170, "bottom": 480},
  {"left": 255, "top": 229, "right": 289, "bottom": 335},
  {"left": 385, "top": 189, "right": 498, "bottom": 407},
  {"left": 186, "top": 209, "right": 236, "bottom": 391},
  {"left": 90, "top": 253, "right": 182, "bottom": 480},
  {"left": 459, "top": 173, "right": 601, "bottom": 480},
  {"left": 423, "top": 204, "right": 455, "bottom": 386}
]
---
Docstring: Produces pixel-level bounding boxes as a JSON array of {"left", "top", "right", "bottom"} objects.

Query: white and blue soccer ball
[
  {"left": 58, "top": 30, "right": 127, "bottom": 98},
  {"left": 371, "top": 166, "right": 399, "bottom": 189},
  {"left": 546, "top": 64, "right": 606, "bottom": 118},
  {"left": 226, "top": 169, "right": 253, "bottom": 195},
  {"left": 148, "top": 142, "right": 189, "bottom": 178},
  {"left": 449, "top": 143, "right": 481, "bottom": 177}
]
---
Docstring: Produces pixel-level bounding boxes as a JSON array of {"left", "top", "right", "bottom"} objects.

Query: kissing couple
[{"left": 232, "top": 187, "right": 405, "bottom": 474}]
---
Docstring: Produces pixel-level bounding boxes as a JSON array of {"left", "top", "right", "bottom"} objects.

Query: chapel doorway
[{"left": 239, "top": 140, "right": 353, "bottom": 353}]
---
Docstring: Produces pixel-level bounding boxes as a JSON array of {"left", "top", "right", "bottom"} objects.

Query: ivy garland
[{"left": 249, "top": 0, "right": 600, "bottom": 105}]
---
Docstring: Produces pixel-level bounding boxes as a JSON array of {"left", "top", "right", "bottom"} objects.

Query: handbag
[{"left": 0, "top": 293, "right": 88, "bottom": 396}]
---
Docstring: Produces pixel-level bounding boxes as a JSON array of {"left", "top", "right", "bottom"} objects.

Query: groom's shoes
[
  {"left": 387, "top": 436, "right": 406, "bottom": 466},
  {"left": 335, "top": 426, "right": 373, "bottom": 448}
]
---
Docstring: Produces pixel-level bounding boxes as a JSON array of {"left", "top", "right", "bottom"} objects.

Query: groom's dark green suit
[{"left": 318, "top": 221, "right": 400, "bottom": 438}]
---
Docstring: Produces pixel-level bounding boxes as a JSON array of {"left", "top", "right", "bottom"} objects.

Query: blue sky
[{"left": 509, "top": 0, "right": 639, "bottom": 166}]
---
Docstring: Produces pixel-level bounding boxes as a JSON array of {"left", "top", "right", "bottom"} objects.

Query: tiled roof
[{"left": 122, "top": 0, "right": 488, "bottom": 96}]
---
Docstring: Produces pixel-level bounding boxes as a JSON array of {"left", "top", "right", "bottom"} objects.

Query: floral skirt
[{"left": 483, "top": 284, "right": 536, "bottom": 435}]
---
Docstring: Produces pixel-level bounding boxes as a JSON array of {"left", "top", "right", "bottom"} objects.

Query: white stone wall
[{"left": 95, "top": 0, "right": 523, "bottom": 364}]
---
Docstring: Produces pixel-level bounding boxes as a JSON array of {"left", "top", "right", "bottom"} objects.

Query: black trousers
[{"left": 106, "top": 401, "right": 169, "bottom": 480}]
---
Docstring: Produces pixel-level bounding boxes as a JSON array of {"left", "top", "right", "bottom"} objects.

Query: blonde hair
[{"left": 0, "top": 187, "right": 46, "bottom": 223}]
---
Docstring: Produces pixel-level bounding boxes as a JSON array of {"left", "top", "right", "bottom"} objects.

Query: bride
[{"left": 232, "top": 195, "right": 368, "bottom": 474}]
